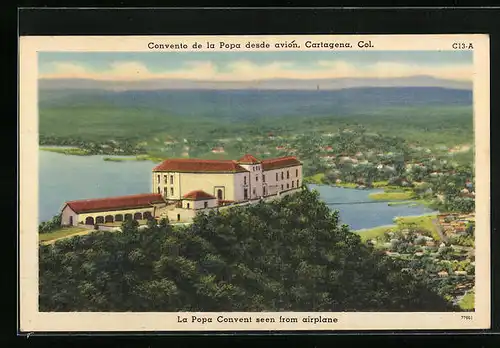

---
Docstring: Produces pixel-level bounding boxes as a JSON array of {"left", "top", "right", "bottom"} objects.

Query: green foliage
[
  {"left": 459, "top": 290, "right": 475, "bottom": 311},
  {"left": 38, "top": 214, "right": 62, "bottom": 234},
  {"left": 39, "top": 189, "right": 455, "bottom": 312}
]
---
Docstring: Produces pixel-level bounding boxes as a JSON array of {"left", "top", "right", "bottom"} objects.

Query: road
[{"left": 432, "top": 218, "right": 448, "bottom": 242}]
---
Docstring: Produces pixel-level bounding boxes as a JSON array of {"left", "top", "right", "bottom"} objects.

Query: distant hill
[
  {"left": 39, "top": 75, "right": 472, "bottom": 91},
  {"left": 39, "top": 86, "right": 472, "bottom": 122}
]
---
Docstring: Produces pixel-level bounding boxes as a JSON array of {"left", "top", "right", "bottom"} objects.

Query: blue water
[
  {"left": 39, "top": 151, "right": 155, "bottom": 223},
  {"left": 307, "top": 184, "right": 436, "bottom": 230},
  {"left": 38, "top": 151, "right": 436, "bottom": 230}
]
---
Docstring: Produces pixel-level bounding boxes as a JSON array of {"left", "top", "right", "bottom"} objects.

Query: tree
[{"left": 39, "top": 188, "right": 456, "bottom": 312}]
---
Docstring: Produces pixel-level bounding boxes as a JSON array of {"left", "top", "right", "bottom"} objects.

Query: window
[
  {"left": 171, "top": 187, "right": 174, "bottom": 196},
  {"left": 292, "top": 181, "right": 295, "bottom": 188},
  {"left": 253, "top": 188, "right": 256, "bottom": 195},
  {"left": 263, "top": 187, "right": 267, "bottom": 195},
  {"left": 281, "top": 172, "right": 284, "bottom": 180},
  {"left": 177, "top": 214, "right": 181, "bottom": 221},
  {"left": 256, "top": 175, "right": 259, "bottom": 182},
  {"left": 296, "top": 169, "right": 298, "bottom": 177},
  {"left": 204, "top": 201, "right": 208, "bottom": 208},
  {"left": 297, "top": 180, "right": 299, "bottom": 187},
  {"left": 263, "top": 175, "right": 266, "bottom": 182},
  {"left": 287, "top": 171, "right": 290, "bottom": 179},
  {"left": 187, "top": 203, "right": 190, "bottom": 209},
  {"left": 287, "top": 183, "right": 289, "bottom": 189},
  {"left": 281, "top": 184, "right": 284, "bottom": 190},
  {"left": 276, "top": 173, "right": 278, "bottom": 181},
  {"left": 170, "top": 175, "right": 174, "bottom": 184},
  {"left": 157, "top": 175, "right": 160, "bottom": 183},
  {"left": 157, "top": 187, "right": 161, "bottom": 194},
  {"left": 244, "top": 176, "right": 247, "bottom": 185},
  {"left": 217, "top": 189, "right": 223, "bottom": 200},
  {"left": 244, "top": 188, "right": 248, "bottom": 200},
  {"left": 164, "top": 176, "right": 168, "bottom": 184}
]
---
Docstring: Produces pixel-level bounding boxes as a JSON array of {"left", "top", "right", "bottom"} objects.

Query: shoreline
[
  {"left": 354, "top": 212, "right": 441, "bottom": 242},
  {"left": 307, "top": 181, "right": 434, "bottom": 208},
  {"left": 40, "top": 148, "right": 163, "bottom": 163}
]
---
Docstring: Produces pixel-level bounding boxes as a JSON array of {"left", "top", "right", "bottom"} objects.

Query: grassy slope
[
  {"left": 458, "top": 290, "right": 475, "bottom": 310},
  {"left": 303, "top": 173, "right": 326, "bottom": 184},
  {"left": 39, "top": 227, "right": 90, "bottom": 242},
  {"left": 356, "top": 214, "right": 440, "bottom": 242},
  {"left": 368, "top": 191, "right": 415, "bottom": 201}
]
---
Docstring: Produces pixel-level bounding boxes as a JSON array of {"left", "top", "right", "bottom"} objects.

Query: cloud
[{"left": 40, "top": 59, "right": 473, "bottom": 82}]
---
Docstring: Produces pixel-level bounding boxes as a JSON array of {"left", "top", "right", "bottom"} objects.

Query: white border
[{"left": 19, "top": 34, "right": 490, "bottom": 332}]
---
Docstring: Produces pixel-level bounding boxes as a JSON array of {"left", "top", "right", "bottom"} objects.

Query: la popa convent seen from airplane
[{"left": 59, "top": 154, "right": 304, "bottom": 226}]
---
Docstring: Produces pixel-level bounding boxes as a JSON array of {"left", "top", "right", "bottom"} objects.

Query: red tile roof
[
  {"left": 153, "top": 158, "right": 248, "bottom": 173},
  {"left": 183, "top": 190, "right": 216, "bottom": 201},
  {"left": 261, "top": 156, "right": 302, "bottom": 171},
  {"left": 64, "top": 193, "right": 165, "bottom": 214},
  {"left": 237, "top": 154, "right": 261, "bottom": 164}
]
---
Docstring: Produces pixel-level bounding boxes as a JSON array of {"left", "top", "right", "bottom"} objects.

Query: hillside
[
  {"left": 39, "top": 75, "right": 472, "bottom": 91},
  {"left": 39, "top": 87, "right": 472, "bottom": 119},
  {"left": 38, "top": 87, "right": 473, "bottom": 146},
  {"left": 39, "top": 188, "right": 456, "bottom": 312}
]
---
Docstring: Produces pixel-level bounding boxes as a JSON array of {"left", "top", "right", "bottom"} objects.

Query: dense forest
[{"left": 39, "top": 188, "right": 456, "bottom": 312}]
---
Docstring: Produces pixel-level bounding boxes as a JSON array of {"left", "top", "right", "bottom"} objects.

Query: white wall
[
  {"left": 182, "top": 198, "right": 217, "bottom": 210},
  {"left": 233, "top": 171, "right": 250, "bottom": 201},
  {"left": 263, "top": 164, "right": 302, "bottom": 196},
  {"left": 61, "top": 205, "right": 78, "bottom": 226},
  {"left": 239, "top": 163, "right": 263, "bottom": 199},
  {"left": 167, "top": 208, "right": 196, "bottom": 223}
]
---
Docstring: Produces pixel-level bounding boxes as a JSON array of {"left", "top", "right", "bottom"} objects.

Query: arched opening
[
  {"left": 143, "top": 211, "right": 153, "bottom": 220},
  {"left": 217, "top": 189, "right": 223, "bottom": 200},
  {"left": 124, "top": 213, "right": 132, "bottom": 221},
  {"left": 105, "top": 215, "right": 114, "bottom": 223},
  {"left": 96, "top": 216, "right": 104, "bottom": 224},
  {"left": 115, "top": 214, "right": 123, "bottom": 222},
  {"left": 85, "top": 216, "right": 94, "bottom": 225},
  {"left": 134, "top": 212, "right": 143, "bottom": 220}
]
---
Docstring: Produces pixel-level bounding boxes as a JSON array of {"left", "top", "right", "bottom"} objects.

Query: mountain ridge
[{"left": 38, "top": 75, "right": 472, "bottom": 91}]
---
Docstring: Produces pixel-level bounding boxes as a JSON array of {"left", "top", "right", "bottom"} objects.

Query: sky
[{"left": 38, "top": 51, "right": 473, "bottom": 82}]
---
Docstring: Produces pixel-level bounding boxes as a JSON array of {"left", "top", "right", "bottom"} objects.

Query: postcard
[{"left": 19, "top": 34, "right": 490, "bottom": 332}]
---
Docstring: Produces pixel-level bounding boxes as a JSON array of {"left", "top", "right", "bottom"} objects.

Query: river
[{"left": 38, "top": 150, "right": 437, "bottom": 230}]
